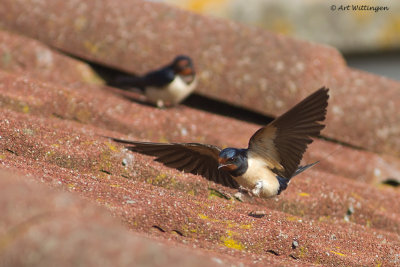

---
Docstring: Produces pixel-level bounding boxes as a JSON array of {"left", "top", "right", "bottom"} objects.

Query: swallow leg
[
  {"left": 234, "top": 186, "right": 255, "bottom": 202},
  {"left": 234, "top": 186, "right": 250, "bottom": 200},
  {"left": 252, "top": 180, "right": 264, "bottom": 197}
]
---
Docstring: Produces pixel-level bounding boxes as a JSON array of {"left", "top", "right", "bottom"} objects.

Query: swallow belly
[
  {"left": 146, "top": 76, "right": 196, "bottom": 106},
  {"left": 235, "top": 155, "right": 280, "bottom": 198}
]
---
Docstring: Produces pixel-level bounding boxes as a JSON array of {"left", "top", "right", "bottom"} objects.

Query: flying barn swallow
[
  {"left": 108, "top": 88, "right": 329, "bottom": 198},
  {"left": 110, "top": 55, "right": 197, "bottom": 108}
]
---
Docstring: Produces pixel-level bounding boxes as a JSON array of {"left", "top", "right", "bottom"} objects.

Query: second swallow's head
[
  {"left": 171, "top": 55, "right": 195, "bottom": 77},
  {"left": 218, "top": 148, "right": 248, "bottom": 176}
]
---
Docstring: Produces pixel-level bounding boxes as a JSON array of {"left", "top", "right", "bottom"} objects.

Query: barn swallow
[
  {"left": 108, "top": 87, "right": 329, "bottom": 198},
  {"left": 110, "top": 55, "right": 197, "bottom": 108}
]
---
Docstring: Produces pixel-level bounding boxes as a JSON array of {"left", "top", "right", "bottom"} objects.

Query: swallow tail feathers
[
  {"left": 293, "top": 161, "right": 319, "bottom": 177},
  {"left": 109, "top": 75, "right": 146, "bottom": 91}
]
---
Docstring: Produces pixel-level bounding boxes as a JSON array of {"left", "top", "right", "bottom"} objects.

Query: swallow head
[
  {"left": 171, "top": 55, "right": 195, "bottom": 79},
  {"left": 218, "top": 148, "right": 248, "bottom": 177}
]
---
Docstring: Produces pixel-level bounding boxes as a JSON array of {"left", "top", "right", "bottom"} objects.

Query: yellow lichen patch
[
  {"left": 221, "top": 237, "right": 245, "bottom": 251},
  {"left": 239, "top": 224, "right": 252, "bottom": 230},
  {"left": 22, "top": 105, "right": 30, "bottom": 114},
  {"left": 0, "top": 154, "right": 6, "bottom": 160},
  {"left": 158, "top": 136, "right": 169, "bottom": 143},
  {"left": 181, "top": 224, "right": 197, "bottom": 236},
  {"left": 198, "top": 213, "right": 211, "bottom": 220},
  {"left": 299, "top": 246, "right": 308, "bottom": 257},
  {"left": 45, "top": 151, "right": 55, "bottom": 158},
  {"left": 51, "top": 144, "right": 60, "bottom": 148},
  {"left": 351, "top": 192, "right": 363, "bottom": 200},
  {"left": 286, "top": 215, "right": 301, "bottom": 222},
  {"left": 226, "top": 222, "right": 236, "bottom": 228},
  {"left": 168, "top": 177, "right": 178, "bottom": 187},
  {"left": 298, "top": 192, "right": 310, "bottom": 197},
  {"left": 181, "top": 224, "right": 199, "bottom": 235},
  {"left": 198, "top": 213, "right": 223, "bottom": 223},
  {"left": 109, "top": 184, "right": 121, "bottom": 188},
  {"left": 74, "top": 16, "right": 87, "bottom": 31},
  {"left": 318, "top": 216, "right": 331, "bottom": 222},
  {"left": 154, "top": 173, "right": 167, "bottom": 182},
  {"left": 67, "top": 183, "right": 76, "bottom": 189},
  {"left": 187, "top": 189, "right": 196, "bottom": 196},
  {"left": 221, "top": 231, "right": 245, "bottom": 251},
  {"left": 96, "top": 150, "right": 114, "bottom": 175},
  {"left": 330, "top": 250, "right": 346, "bottom": 257},
  {"left": 185, "top": 0, "right": 228, "bottom": 13},
  {"left": 366, "top": 220, "right": 372, "bottom": 228},
  {"left": 81, "top": 140, "right": 95, "bottom": 146},
  {"left": 198, "top": 213, "right": 253, "bottom": 232},
  {"left": 146, "top": 173, "right": 179, "bottom": 188},
  {"left": 83, "top": 41, "right": 101, "bottom": 55},
  {"left": 105, "top": 142, "right": 118, "bottom": 152},
  {"left": 75, "top": 108, "right": 92, "bottom": 123}
]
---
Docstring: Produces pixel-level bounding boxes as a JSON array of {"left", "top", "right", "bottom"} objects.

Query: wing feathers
[
  {"left": 107, "top": 138, "right": 238, "bottom": 188},
  {"left": 161, "top": 154, "right": 191, "bottom": 168},
  {"left": 249, "top": 87, "right": 329, "bottom": 178}
]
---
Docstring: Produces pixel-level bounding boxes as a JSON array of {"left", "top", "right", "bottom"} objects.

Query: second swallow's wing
[
  {"left": 248, "top": 87, "right": 329, "bottom": 178},
  {"left": 109, "top": 138, "right": 239, "bottom": 189},
  {"left": 142, "top": 68, "right": 175, "bottom": 88}
]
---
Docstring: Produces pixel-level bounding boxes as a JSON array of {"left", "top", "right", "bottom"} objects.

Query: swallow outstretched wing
[
  {"left": 110, "top": 138, "right": 239, "bottom": 188},
  {"left": 248, "top": 87, "right": 329, "bottom": 178}
]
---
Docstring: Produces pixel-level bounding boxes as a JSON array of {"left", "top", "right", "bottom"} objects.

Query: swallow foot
[
  {"left": 252, "top": 181, "right": 264, "bottom": 197},
  {"left": 234, "top": 187, "right": 254, "bottom": 202}
]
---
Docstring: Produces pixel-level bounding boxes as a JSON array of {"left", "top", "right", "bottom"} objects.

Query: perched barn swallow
[
  {"left": 110, "top": 55, "right": 197, "bottom": 108},
  {"left": 108, "top": 88, "right": 329, "bottom": 198}
]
